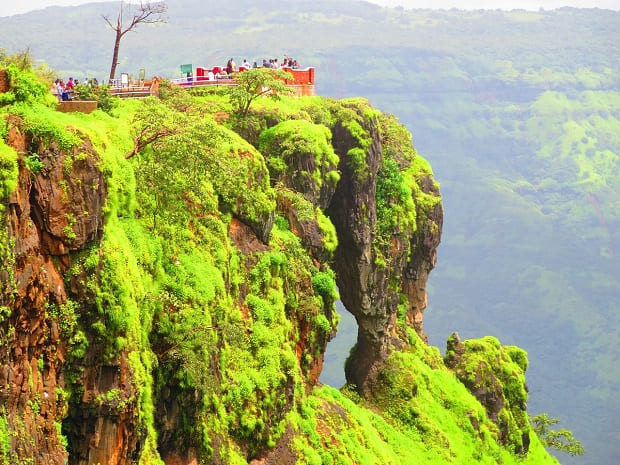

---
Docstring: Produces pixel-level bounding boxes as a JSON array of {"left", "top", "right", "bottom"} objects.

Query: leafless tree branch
[{"left": 104, "top": 1, "right": 167, "bottom": 82}]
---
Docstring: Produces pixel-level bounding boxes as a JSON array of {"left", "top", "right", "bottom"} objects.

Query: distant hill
[{"left": 1, "top": 2, "right": 618, "bottom": 464}]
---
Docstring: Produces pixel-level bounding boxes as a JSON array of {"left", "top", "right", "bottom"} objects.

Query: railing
[
  {"left": 169, "top": 75, "right": 237, "bottom": 87},
  {"left": 107, "top": 67, "right": 315, "bottom": 99},
  {"left": 108, "top": 77, "right": 158, "bottom": 99},
  {"left": 170, "top": 67, "right": 316, "bottom": 96}
]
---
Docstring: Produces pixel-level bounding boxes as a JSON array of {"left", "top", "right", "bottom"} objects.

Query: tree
[
  {"left": 226, "top": 68, "right": 294, "bottom": 118},
  {"left": 531, "top": 413, "right": 585, "bottom": 457},
  {"left": 124, "top": 95, "right": 183, "bottom": 159},
  {"left": 103, "top": 1, "right": 167, "bottom": 83}
]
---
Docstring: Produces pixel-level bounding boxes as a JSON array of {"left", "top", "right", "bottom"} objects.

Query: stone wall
[{"left": 56, "top": 100, "right": 98, "bottom": 113}]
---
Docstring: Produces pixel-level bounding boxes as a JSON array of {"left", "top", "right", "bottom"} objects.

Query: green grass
[{"left": 0, "top": 68, "right": 560, "bottom": 465}]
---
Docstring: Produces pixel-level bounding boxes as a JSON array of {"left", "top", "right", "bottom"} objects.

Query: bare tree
[{"left": 103, "top": 1, "right": 167, "bottom": 83}]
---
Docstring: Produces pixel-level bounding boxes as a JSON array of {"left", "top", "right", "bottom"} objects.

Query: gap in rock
[{"left": 319, "top": 300, "right": 357, "bottom": 387}]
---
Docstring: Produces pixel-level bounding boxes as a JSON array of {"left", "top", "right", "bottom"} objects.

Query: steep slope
[
  {"left": 2, "top": 9, "right": 616, "bottom": 463},
  {"left": 0, "top": 65, "right": 559, "bottom": 464}
]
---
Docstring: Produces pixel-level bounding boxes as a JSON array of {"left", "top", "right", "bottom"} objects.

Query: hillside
[
  {"left": 1, "top": 2, "right": 618, "bottom": 464},
  {"left": 0, "top": 60, "right": 565, "bottom": 464}
]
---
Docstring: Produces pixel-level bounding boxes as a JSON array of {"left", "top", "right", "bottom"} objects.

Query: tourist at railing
[{"left": 226, "top": 58, "right": 237, "bottom": 75}]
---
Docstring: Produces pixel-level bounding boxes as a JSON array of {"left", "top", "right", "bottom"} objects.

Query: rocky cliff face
[
  {"left": 0, "top": 69, "right": 552, "bottom": 465},
  {"left": 0, "top": 120, "right": 106, "bottom": 464},
  {"left": 259, "top": 101, "right": 442, "bottom": 397},
  {"left": 326, "top": 108, "right": 442, "bottom": 396},
  {"left": 444, "top": 333, "right": 532, "bottom": 455}
]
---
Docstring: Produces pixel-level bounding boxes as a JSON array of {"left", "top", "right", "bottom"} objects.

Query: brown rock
[
  {"left": 0, "top": 69, "right": 9, "bottom": 93},
  {"left": 0, "top": 115, "right": 108, "bottom": 465},
  {"left": 325, "top": 107, "right": 442, "bottom": 396}
]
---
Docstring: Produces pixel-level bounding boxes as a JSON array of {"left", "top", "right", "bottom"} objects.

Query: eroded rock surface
[
  {"left": 444, "top": 333, "right": 531, "bottom": 454},
  {"left": 0, "top": 122, "right": 106, "bottom": 464},
  {"left": 326, "top": 109, "right": 443, "bottom": 396}
]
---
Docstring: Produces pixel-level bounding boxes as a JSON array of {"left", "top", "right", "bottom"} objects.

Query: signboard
[{"left": 180, "top": 64, "right": 193, "bottom": 75}]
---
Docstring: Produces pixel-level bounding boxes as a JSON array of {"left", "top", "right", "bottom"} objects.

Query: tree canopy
[{"left": 226, "top": 68, "right": 294, "bottom": 118}]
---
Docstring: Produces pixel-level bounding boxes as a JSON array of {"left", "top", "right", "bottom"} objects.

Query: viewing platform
[
  {"left": 108, "top": 76, "right": 160, "bottom": 99},
  {"left": 172, "top": 66, "right": 316, "bottom": 97},
  {"left": 107, "top": 66, "right": 315, "bottom": 99}
]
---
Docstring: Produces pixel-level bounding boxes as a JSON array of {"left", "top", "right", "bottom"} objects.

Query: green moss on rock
[
  {"left": 444, "top": 333, "right": 532, "bottom": 455},
  {"left": 0, "top": 67, "right": 558, "bottom": 465}
]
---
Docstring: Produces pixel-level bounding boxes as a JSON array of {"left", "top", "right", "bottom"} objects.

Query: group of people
[
  {"left": 50, "top": 76, "right": 99, "bottom": 101},
  {"left": 51, "top": 77, "right": 75, "bottom": 101},
  {"left": 224, "top": 55, "right": 301, "bottom": 75},
  {"left": 260, "top": 56, "right": 300, "bottom": 69}
]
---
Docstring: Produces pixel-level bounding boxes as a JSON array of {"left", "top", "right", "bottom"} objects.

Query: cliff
[{"left": 0, "top": 64, "right": 558, "bottom": 464}]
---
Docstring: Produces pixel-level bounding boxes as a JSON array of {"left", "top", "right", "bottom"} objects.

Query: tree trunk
[{"left": 108, "top": 28, "right": 122, "bottom": 83}]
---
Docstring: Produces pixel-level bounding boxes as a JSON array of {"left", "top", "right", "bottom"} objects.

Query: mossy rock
[
  {"left": 258, "top": 119, "right": 340, "bottom": 209},
  {"left": 444, "top": 333, "right": 531, "bottom": 454}
]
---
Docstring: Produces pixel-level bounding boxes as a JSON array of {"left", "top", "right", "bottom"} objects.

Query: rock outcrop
[
  {"left": 444, "top": 333, "right": 531, "bottom": 454},
  {"left": 2, "top": 70, "right": 557, "bottom": 465},
  {"left": 325, "top": 105, "right": 442, "bottom": 396},
  {"left": 0, "top": 119, "right": 106, "bottom": 464},
  {"left": 259, "top": 102, "right": 443, "bottom": 397}
]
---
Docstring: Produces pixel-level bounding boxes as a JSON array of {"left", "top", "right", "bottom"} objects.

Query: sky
[{"left": 1, "top": 0, "right": 619, "bottom": 17}]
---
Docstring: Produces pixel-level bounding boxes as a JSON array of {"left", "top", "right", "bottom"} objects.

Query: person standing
[
  {"left": 58, "top": 79, "right": 70, "bottom": 101},
  {"left": 226, "top": 58, "right": 237, "bottom": 75},
  {"left": 51, "top": 79, "right": 61, "bottom": 102}
]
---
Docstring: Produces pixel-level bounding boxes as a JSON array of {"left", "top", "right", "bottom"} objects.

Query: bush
[
  {"left": 74, "top": 83, "right": 116, "bottom": 114},
  {"left": 4, "top": 63, "right": 49, "bottom": 105}
]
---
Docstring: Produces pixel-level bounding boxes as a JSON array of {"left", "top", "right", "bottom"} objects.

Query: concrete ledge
[{"left": 57, "top": 100, "right": 98, "bottom": 113}]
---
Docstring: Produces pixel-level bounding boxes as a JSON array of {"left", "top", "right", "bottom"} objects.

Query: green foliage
[
  {"left": 505, "top": 346, "right": 529, "bottom": 372},
  {"left": 132, "top": 96, "right": 275, "bottom": 239},
  {"left": 376, "top": 157, "right": 415, "bottom": 238},
  {"left": 531, "top": 413, "right": 585, "bottom": 457},
  {"left": 0, "top": 412, "right": 10, "bottom": 464},
  {"left": 24, "top": 153, "right": 43, "bottom": 174},
  {"left": 1, "top": 63, "right": 51, "bottom": 107},
  {"left": 290, "top": 377, "right": 556, "bottom": 465},
  {"left": 46, "top": 299, "right": 88, "bottom": 359},
  {"left": 0, "top": 140, "right": 18, "bottom": 201},
  {"left": 258, "top": 119, "right": 339, "bottom": 190},
  {"left": 227, "top": 68, "right": 294, "bottom": 118},
  {"left": 73, "top": 83, "right": 116, "bottom": 114},
  {"left": 9, "top": 103, "right": 81, "bottom": 151},
  {"left": 446, "top": 336, "right": 532, "bottom": 454},
  {"left": 312, "top": 270, "right": 339, "bottom": 309},
  {"left": 316, "top": 208, "right": 338, "bottom": 254}
]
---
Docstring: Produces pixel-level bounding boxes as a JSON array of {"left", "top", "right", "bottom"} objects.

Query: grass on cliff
[
  {"left": 291, "top": 332, "right": 557, "bottom": 465},
  {"left": 1, "top": 68, "right": 557, "bottom": 465},
  {"left": 49, "top": 91, "right": 340, "bottom": 461}
]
